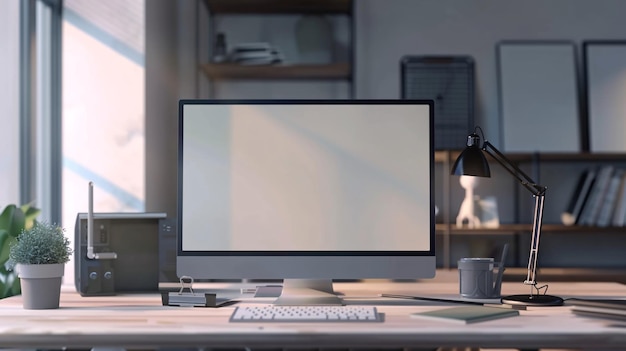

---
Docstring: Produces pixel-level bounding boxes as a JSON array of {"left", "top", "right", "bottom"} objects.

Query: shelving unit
[
  {"left": 436, "top": 149, "right": 626, "bottom": 282},
  {"left": 202, "top": 0, "right": 354, "bottom": 98}
]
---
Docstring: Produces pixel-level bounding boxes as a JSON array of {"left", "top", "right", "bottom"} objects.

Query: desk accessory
[
  {"left": 566, "top": 298, "right": 626, "bottom": 321},
  {"left": 458, "top": 243, "right": 508, "bottom": 299},
  {"left": 380, "top": 294, "right": 484, "bottom": 306},
  {"left": 452, "top": 127, "right": 564, "bottom": 306},
  {"left": 411, "top": 305, "right": 519, "bottom": 324},
  {"left": 162, "top": 276, "right": 232, "bottom": 307},
  {"left": 458, "top": 258, "right": 499, "bottom": 298}
]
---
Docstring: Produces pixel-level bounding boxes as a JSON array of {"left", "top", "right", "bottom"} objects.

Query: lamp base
[{"left": 501, "top": 294, "right": 564, "bottom": 306}]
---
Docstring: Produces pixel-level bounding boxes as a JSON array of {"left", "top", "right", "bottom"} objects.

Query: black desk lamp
[{"left": 451, "top": 126, "right": 564, "bottom": 306}]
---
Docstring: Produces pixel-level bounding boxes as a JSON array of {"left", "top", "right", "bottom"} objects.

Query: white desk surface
[{"left": 1, "top": 272, "right": 625, "bottom": 350}]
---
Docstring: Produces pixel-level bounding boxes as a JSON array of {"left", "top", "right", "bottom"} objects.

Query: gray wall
[
  {"left": 146, "top": 0, "right": 626, "bottom": 218},
  {"left": 145, "top": 0, "right": 181, "bottom": 217},
  {"left": 355, "top": 0, "right": 626, "bottom": 146},
  {"left": 145, "top": 0, "right": 200, "bottom": 217}
]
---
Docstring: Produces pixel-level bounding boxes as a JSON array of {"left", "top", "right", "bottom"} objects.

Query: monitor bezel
[{"left": 176, "top": 99, "right": 436, "bottom": 279}]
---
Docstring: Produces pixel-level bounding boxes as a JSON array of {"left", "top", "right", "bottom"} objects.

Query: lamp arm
[
  {"left": 482, "top": 140, "right": 547, "bottom": 292},
  {"left": 525, "top": 193, "right": 545, "bottom": 289},
  {"left": 482, "top": 141, "right": 546, "bottom": 196}
]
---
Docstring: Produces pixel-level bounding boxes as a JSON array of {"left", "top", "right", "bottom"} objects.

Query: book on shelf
[
  {"left": 596, "top": 169, "right": 624, "bottom": 227},
  {"left": 578, "top": 165, "right": 614, "bottom": 226},
  {"left": 410, "top": 305, "right": 519, "bottom": 324},
  {"left": 561, "top": 168, "right": 596, "bottom": 226},
  {"left": 612, "top": 171, "right": 626, "bottom": 227},
  {"left": 229, "top": 42, "right": 284, "bottom": 65}
]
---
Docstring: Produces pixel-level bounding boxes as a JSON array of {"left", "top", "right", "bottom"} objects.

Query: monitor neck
[{"left": 273, "top": 279, "right": 343, "bottom": 306}]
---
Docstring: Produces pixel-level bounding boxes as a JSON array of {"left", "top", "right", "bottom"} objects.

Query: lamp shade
[{"left": 451, "top": 143, "right": 491, "bottom": 177}]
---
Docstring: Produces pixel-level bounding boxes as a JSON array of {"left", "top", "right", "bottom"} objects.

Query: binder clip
[{"left": 161, "top": 276, "right": 231, "bottom": 307}]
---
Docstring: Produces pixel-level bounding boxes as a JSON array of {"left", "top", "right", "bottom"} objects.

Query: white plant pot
[{"left": 16, "top": 263, "right": 64, "bottom": 309}]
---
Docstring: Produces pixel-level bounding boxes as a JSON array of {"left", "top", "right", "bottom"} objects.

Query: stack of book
[
  {"left": 229, "top": 42, "right": 284, "bottom": 65},
  {"left": 561, "top": 165, "right": 626, "bottom": 227},
  {"left": 567, "top": 298, "right": 626, "bottom": 322}
]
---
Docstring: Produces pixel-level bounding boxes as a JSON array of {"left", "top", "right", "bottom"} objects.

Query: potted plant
[
  {"left": 0, "top": 204, "right": 40, "bottom": 299},
  {"left": 9, "top": 221, "right": 72, "bottom": 309}
]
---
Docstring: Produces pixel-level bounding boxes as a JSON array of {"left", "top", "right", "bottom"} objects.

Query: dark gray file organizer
[
  {"left": 401, "top": 56, "right": 475, "bottom": 150},
  {"left": 74, "top": 212, "right": 171, "bottom": 296}
]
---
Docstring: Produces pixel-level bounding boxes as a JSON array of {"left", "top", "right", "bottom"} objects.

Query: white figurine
[{"left": 456, "top": 175, "right": 481, "bottom": 228}]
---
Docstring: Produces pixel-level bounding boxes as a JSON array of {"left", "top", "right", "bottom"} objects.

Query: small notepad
[{"left": 411, "top": 305, "right": 519, "bottom": 324}]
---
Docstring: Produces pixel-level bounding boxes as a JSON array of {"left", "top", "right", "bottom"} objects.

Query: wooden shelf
[
  {"left": 205, "top": 0, "right": 352, "bottom": 14},
  {"left": 436, "top": 223, "right": 626, "bottom": 234},
  {"left": 200, "top": 63, "right": 351, "bottom": 80},
  {"left": 437, "top": 266, "right": 626, "bottom": 283},
  {"left": 435, "top": 150, "right": 626, "bottom": 163},
  {"left": 202, "top": 0, "right": 354, "bottom": 97}
]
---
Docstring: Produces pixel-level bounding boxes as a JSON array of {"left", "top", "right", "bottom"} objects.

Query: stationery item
[
  {"left": 458, "top": 258, "right": 498, "bottom": 298},
  {"left": 411, "top": 305, "right": 519, "bottom": 324},
  {"left": 161, "top": 291, "right": 231, "bottom": 307},
  {"left": 457, "top": 244, "right": 508, "bottom": 299},
  {"left": 566, "top": 298, "right": 626, "bottom": 321},
  {"left": 161, "top": 275, "right": 232, "bottom": 307},
  {"left": 380, "top": 293, "right": 484, "bottom": 305},
  {"left": 229, "top": 42, "right": 284, "bottom": 65},
  {"left": 566, "top": 298, "right": 626, "bottom": 309},
  {"left": 572, "top": 309, "right": 626, "bottom": 322}
]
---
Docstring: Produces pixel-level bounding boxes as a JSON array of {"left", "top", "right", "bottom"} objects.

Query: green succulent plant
[
  {"left": 9, "top": 221, "right": 72, "bottom": 266},
  {"left": 0, "top": 204, "right": 40, "bottom": 298}
]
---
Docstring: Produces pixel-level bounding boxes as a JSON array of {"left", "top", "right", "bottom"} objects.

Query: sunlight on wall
[{"left": 62, "top": 20, "right": 144, "bottom": 285}]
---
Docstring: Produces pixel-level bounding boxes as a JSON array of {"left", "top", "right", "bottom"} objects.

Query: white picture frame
[
  {"left": 498, "top": 41, "right": 581, "bottom": 152},
  {"left": 585, "top": 41, "right": 626, "bottom": 152}
]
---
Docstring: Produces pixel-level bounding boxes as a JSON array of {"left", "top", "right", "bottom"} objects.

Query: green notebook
[{"left": 411, "top": 305, "right": 519, "bottom": 324}]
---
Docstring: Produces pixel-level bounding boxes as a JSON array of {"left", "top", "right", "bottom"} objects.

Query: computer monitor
[{"left": 177, "top": 100, "right": 435, "bottom": 305}]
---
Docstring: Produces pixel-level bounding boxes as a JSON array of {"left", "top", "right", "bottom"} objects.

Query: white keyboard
[{"left": 229, "top": 305, "right": 382, "bottom": 322}]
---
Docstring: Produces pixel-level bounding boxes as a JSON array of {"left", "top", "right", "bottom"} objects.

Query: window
[
  {"left": 0, "top": 1, "right": 20, "bottom": 206},
  {"left": 62, "top": 0, "right": 145, "bottom": 284}
]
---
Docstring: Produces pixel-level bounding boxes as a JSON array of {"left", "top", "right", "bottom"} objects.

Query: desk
[{"left": 0, "top": 278, "right": 625, "bottom": 350}]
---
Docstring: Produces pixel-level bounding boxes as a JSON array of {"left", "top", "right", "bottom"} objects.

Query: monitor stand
[{"left": 273, "top": 279, "right": 343, "bottom": 305}]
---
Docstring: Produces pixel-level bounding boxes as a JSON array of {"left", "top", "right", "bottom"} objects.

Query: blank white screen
[{"left": 181, "top": 103, "right": 431, "bottom": 252}]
